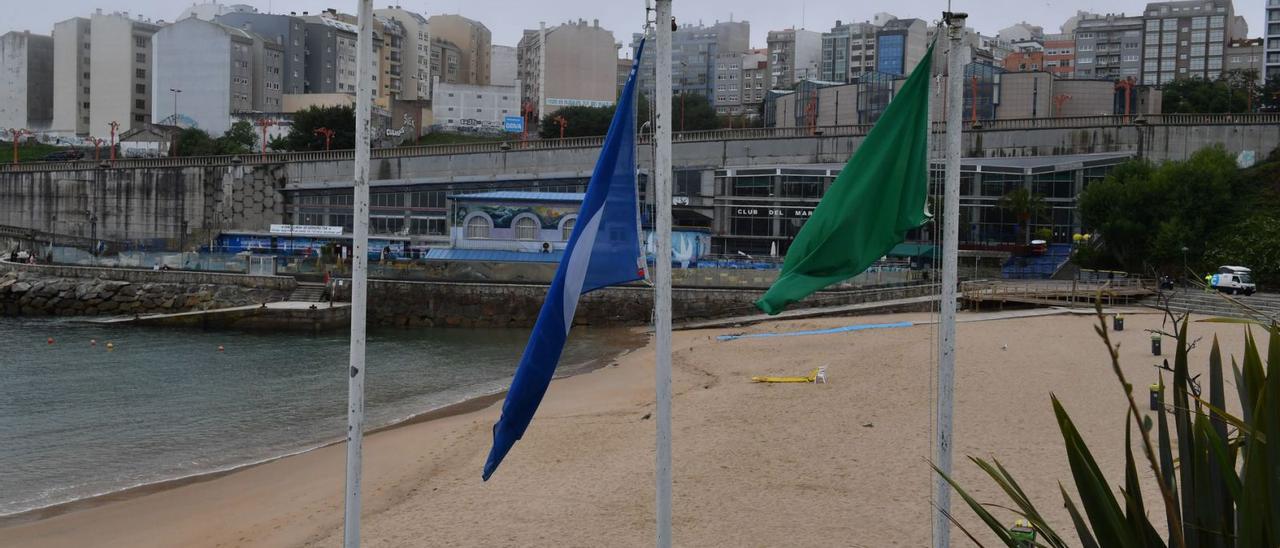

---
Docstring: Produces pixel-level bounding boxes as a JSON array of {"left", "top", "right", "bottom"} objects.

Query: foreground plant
[{"left": 935, "top": 304, "right": 1278, "bottom": 547}]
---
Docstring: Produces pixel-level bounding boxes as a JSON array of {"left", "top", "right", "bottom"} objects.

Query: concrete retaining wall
[
  {"left": 0, "top": 270, "right": 292, "bottom": 317},
  {"left": 2, "top": 259, "right": 296, "bottom": 290},
  {"left": 333, "top": 279, "right": 938, "bottom": 328}
]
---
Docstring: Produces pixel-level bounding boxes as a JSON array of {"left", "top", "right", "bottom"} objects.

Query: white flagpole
[
  {"left": 344, "top": 1, "right": 373, "bottom": 546},
  {"left": 653, "top": 0, "right": 674, "bottom": 547},
  {"left": 933, "top": 10, "right": 967, "bottom": 548}
]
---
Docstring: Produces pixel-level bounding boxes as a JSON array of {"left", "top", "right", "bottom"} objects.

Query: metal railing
[{"left": 3, "top": 113, "right": 1277, "bottom": 174}]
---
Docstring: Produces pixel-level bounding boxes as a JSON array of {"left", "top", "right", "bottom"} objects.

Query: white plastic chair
[{"left": 815, "top": 366, "right": 828, "bottom": 384}]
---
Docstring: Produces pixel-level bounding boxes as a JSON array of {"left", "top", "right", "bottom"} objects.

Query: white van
[{"left": 1212, "top": 266, "right": 1256, "bottom": 295}]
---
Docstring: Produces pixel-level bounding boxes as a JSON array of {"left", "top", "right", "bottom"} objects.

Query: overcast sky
[{"left": 6, "top": 0, "right": 1268, "bottom": 50}]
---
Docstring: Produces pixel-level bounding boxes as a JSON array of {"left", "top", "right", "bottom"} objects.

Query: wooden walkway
[{"left": 962, "top": 279, "right": 1153, "bottom": 309}]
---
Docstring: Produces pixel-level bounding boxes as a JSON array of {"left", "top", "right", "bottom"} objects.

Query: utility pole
[
  {"left": 343, "top": 1, "right": 373, "bottom": 547},
  {"left": 934, "top": 10, "right": 967, "bottom": 548},
  {"left": 654, "top": 2, "right": 674, "bottom": 547}
]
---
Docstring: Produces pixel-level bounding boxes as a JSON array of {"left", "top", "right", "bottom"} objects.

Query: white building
[
  {"left": 177, "top": 2, "right": 257, "bottom": 21},
  {"left": 430, "top": 77, "right": 520, "bottom": 133},
  {"left": 518, "top": 19, "right": 620, "bottom": 119},
  {"left": 490, "top": 44, "right": 517, "bottom": 85},
  {"left": 1268, "top": 0, "right": 1280, "bottom": 81},
  {"left": 51, "top": 12, "right": 161, "bottom": 138},
  {"left": 151, "top": 17, "right": 283, "bottom": 135},
  {"left": 0, "top": 32, "right": 54, "bottom": 131}
]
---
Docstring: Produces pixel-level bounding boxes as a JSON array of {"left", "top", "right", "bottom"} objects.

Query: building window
[
  {"left": 514, "top": 216, "right": 539, "bottom": 240},
  {"left": 136, "top": 53, "right": 146, "bottom": 63},
  {"left": 135, "top": 99, "right": 145, "bottom": 110},
  {"left": 465, "top": 216, "right": 492, "bottom": 239},
  {"left": 135, "top": 84, "right": 145, "bottom": 94},
  {"left": 135, "top": 68, "right": 146, "bottom": 79},
  {"left": 135, "top": 36, "right": 147, "bottom": 47},
  {"left": 560, "top": 217, "right": 576, "bottom": 240}
]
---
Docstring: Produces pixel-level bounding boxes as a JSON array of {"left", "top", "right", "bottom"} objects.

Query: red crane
[
  {"left": 553, "top": 115, "right": 568, "bottom": 139},
  {"left": 6, "top": 128, "right": 31, "bottom": 164},
  {"left": 255, "top": 118, "right": 277, "bottom": 158},
  {"left": 313, "top": 127, "right": 336, "bottom": 151},
  {"left": 89, "top": 137, "right": 106, "bottom": 162},
  {"left": 108, "top": 121, "right": 120, "bottom": 162}
]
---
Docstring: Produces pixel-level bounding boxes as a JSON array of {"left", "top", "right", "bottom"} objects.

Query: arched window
[
  {"left": 561, "top": 217, "right": 576, "bottom": 241},
  {"left": 514, "top": 216, "right": 539, "bottom": 240},
  {"left": 465, "top": 216, "right": 491, "bottom": 239}
]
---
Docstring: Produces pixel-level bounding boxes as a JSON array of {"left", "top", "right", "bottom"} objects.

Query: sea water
[{"left": 0, "top": 318, "right": 639, "bottom": 516}]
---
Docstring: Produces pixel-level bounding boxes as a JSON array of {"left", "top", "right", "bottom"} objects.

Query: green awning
[{"left": 887, "top": 243, "right": 937, "bottom": 259}]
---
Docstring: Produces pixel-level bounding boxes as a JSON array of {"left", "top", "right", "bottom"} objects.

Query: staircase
[
  {"left": 289, "top": 282, "right": 327, "bottom": 303},
  {"left": 1001, "top": 244, "right": 1073, "bottom": 280},
  {"left": 1145, "top": 287, "right": 1280, "bottom": 321}
]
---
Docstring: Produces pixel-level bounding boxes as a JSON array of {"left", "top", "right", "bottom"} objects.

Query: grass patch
[{"left": 0, "top": 141, "right": 85, "bottom": 164}]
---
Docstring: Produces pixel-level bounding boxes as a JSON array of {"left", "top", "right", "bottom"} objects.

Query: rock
[{"left": 117, "top": 284, "right": 137, "bottom": 297}]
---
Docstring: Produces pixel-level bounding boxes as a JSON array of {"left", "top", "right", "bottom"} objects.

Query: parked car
[{"left": 42, "top": 149, "right": 85, "bottom": 161}]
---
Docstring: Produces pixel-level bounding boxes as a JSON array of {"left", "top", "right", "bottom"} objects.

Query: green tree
[
  {"left": 673, "top": 93, "right": 718, "bottom": 131},
  {"left": 217, "top": 121, "right": 256, "bottom": 155},
  {"left": 1078, "top": 146, "right": 1243, "bottom": 273},
  {"left": 1261, "top": 74, "right": 1280, "bottom": 112},
  {"left": 997, "top": 187, "right": 1048, "bottom": 245},
  {"left": 173, "top": 128, "right": 220, "bottom": 156},
  {"left": 282, "top": 105, "right": 356, "bottom": 151},
  {"left": 1161, "top": 72, "right": 1258, "bottom": 113},
  {"left": 538, "top": 105, "right": 615, "bottom": 139}
]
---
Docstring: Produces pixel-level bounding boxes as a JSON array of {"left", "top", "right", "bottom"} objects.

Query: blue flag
[{"left": 482, "top": 40, "right": 646, "bottom": 481}]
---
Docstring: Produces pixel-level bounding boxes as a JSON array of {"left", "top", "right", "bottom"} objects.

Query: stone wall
[
  {"left": 0, "top": 270, "right": 292, "bottom": 317},
  {"left": 334, "top": 279, "right": 937, "bottom": 328}
]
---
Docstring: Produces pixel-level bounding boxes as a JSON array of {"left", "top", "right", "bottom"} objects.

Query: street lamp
[
  {"left": 169, "top": 88, "right": 182, "bottom": 126},
  {"left": 108, "top": 121, "right": 120, "bottom": 163},
  {"left": 6, "top": 128, "right": 32, "bottom": 163},
  {"left": 314, "top": 127, "right": 336, "bottom": 150},
  {"left": 1181, "top": 245, "right": 1189, "bottom": 283}
]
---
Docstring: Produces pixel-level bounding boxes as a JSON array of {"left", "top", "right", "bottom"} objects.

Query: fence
[{"left": 4, "top": 113, "right": 1278, "bottom": 173}]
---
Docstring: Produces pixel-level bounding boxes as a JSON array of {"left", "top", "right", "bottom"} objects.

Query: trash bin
[
  {"left": 1113, "top": 314, "right": 1125, "bottom": 331},
  {"left": 1149, "top": 382, "right": 1162, "bottom": 411},
  {"left": 1151, "top": 334, "right": 1161, "bottom": 356}
]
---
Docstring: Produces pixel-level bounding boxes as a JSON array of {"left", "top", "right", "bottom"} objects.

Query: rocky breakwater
[{"left": 0, "top": 271, "right": 291, "bottom": 317}]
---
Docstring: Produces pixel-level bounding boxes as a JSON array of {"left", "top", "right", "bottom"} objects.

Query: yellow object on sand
[{"left": 751, "top": 368, "right": 819, "bottom": 383}]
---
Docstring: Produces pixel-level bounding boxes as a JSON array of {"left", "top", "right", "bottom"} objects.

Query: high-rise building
[
  {"left": 50, "top": 17, "right": 91, "bottom": 136},
  {"left": 214, "top": 12, "right": 307, "bottom": 95},
  {"left": 491, "top": 44, "right": 517, "bottom": 86},
  {"left": 875, "top": 18, "right": 928, "bottom": 76},
  {"left": 630, "top": 20, "right": 750, "bottom": 107},
  {"left": 713, "top": 49, "right": 768, "bottom": 116},
  {"left": 517, "top": 19, "right": 619, "bottom": 120},
  {"left": 428, "top": 14, "right": 491, "bottom": 85},
  {"left": 151, "top": 17, "right": 283, "bottom": 134},
  {"left": 0, "top": 32, "right": 54, "bottom": 131},
  {"left": 766, "top": 28, "right": 821, "bottom": 87},
  {"left": 77, "top": 12, "right": 160, "bottom": 135},
  {"left": 374, "top": 16, "right": 405, "bottom": 106},
  {"left": 430, "top": 37, "right": 462, "bottom": 86},
  {"left": 1073, "top": 13, "right": 1143, "bottom": 80},
  {"left": 300, "top": 13, "right": 362, "bottom": 94},
  {"left": 1140, "top": 0, "right": 1244, "bottom": 84},
  {"left": 820, "top": 20, "right": 881, "bottom": 83},
  {"left": 374, "top": 7, "right": 432, "bottom": 101},
  {"left": 998, "top": 21, "right": 1046, "bottom": 44},
  {"left": 1268, "top": 0, "right": 1280, "bottom": 80},
  {"left": 740, "top": 50, "right": 769, "bottom": 115}
]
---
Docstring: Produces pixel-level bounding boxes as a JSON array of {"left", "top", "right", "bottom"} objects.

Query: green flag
[{"left": 756, "top": 44, "right": 934, "bottom": 315}]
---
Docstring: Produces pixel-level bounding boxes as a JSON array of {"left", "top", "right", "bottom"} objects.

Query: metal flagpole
[
  {"left": 933, "top": 10, "right": 967, "bottom": 548},
  {"left": 653, "top": 0, "right": 674, "bottom": 547},
  {"left": 344, "top": 1, "right": 374, "bottom": 546}
]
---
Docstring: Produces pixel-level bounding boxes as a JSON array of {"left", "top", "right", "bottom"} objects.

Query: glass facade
[{"left": 876, "top": 35, "right": 905, "bottom": 75}]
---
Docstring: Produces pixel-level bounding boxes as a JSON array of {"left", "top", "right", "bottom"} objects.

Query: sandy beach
[{"left": 0, "top": 307, "right": 1252, "bottom": 547}]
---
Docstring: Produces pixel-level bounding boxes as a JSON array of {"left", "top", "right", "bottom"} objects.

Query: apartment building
[
  {"left": 1074, "top": 14, "right": 1143, "bottom": 80},
  {"left": 630, "top": 21, "right": 750, "bottom": 107},
  {"left": 375, "top": 17, "right": 405, "bottom": 106},
  {"left": 214, "top": 12, "right": 307, "bottom": 94},
  {"left": 766, "top": 28, "right": 821, "bottom": 87},
  {"left": 1044, "top": 34, "right": 1077, "bottom": 77},
  {"left": 374, "top": 7, "right": 432, "bottom": 101},
  {"left": 1224, "top": 37, "right": 1263, "bottom": 73},
  {"left": 1140, "top": 0, "right": 1245, "bottom": 84},
  {"left": 491, "top": 44, "right": 517, "bottom": 86},
  {"left": 428, "top": 14, "right": 491, "bottom": 85},
  {"left": 430, "top": 78, "right": 519, "bottom": 132},
  {"left": 713, "top": 49, "right": 768, "bottom": 116},
  {"left": 820, "top": 21, "right": 880, "bottom": 83},
  {"left": 517, "top": 19, "right": 619, "bottom": 119},
  {"left": 0, "top": 31, "right": 54, "bottom": 130},
  {"left": 151, "top": 17, "right": 283, "bottom": 134},
  {"left": 49, "top": 12, "right": 164, "bottom": 138}
]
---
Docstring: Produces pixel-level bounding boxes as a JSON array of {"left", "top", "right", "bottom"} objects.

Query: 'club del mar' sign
[{"left": 270, "top": 224, "right": 343, "bottom": 236}]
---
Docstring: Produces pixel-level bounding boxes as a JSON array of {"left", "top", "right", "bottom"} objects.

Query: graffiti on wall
[{"left": 454, "top": 203, "right": 576, "bottom": 229}]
